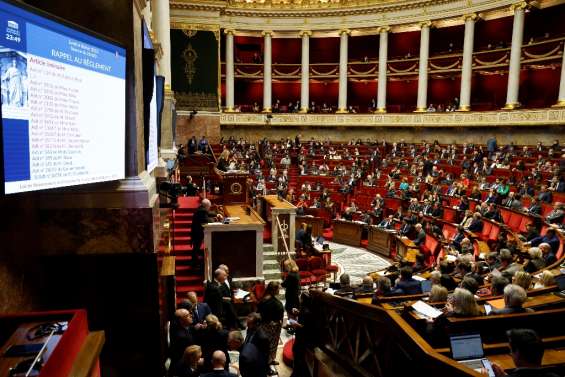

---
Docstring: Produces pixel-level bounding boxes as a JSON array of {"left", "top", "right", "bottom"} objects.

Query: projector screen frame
[{"left": 0, "top": 0, "right": 128, "bottom": 196}]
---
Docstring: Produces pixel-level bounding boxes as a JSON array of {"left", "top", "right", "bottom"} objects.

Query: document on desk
[
  {"left": 234, "top": 289, "right": 250, "bottom": 300},
  {"left": 412, "top": 300, "right": 443, "bottom": 319}
]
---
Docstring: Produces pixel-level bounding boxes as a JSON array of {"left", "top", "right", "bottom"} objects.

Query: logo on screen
[{"left": 6, "top": 20, "right": 21, "bottom": 43}]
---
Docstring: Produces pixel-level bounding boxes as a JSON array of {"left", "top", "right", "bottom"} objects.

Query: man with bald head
[
  {"left": 170, "top": 308, "right": 196, "bottom": 365},
  {"left": 201, "top": 350, "right": 237, "bottom": 377},
  {"left": 191, "top": 198, "right": 223, "bottom": 270}
]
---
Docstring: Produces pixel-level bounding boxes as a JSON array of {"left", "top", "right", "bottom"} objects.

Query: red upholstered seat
[
  {"left": 308, "top": 256, "right": 327, "bottom": 283},
  {"left": 500, "top": 208, "right": 512, "bottom": 224},
  {"left": 295, "top": 258, "right": 313, "bottom": 285},
  {"left": 282, "top": 338, "right": 295, "bottom": 367},
  {"left": 443, "top": 207, "right": 457, "bottom": 223},
  {"left": 507, "top": 213, "right": 522, "bottom": 233},
  {"left": 442, "top": 223, "right": 457, "bottom": 240},
  {"left": 518, "top": 216, "right": 533, "bottom": 233},
  {"left": 420, "top": 235, "right": 440, "bottom": 265}
]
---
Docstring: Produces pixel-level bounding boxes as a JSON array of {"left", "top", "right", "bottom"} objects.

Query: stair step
[
  {"left": 177, "top": 275, "right": 203, "bottom": 283},
  {"left": 177, "top": 285, "right": 205, "bottom": 293}
]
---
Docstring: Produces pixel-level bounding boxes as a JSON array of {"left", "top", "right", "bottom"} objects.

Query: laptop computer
[
  {"left": 553, "top": 274, "right": 565, "bottom": 298},
  {"left": 450, "top": 333, "right": 490, "bottom": 371},
  {"left": 421, "top": 280, "right": 433, "bottom": 294}
]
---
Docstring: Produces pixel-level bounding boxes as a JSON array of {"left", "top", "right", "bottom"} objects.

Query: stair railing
[{"left": 274, "top": 214, "right": 292, "bottom": 261}]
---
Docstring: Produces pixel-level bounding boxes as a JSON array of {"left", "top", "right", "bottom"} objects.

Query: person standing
[
  {"left": 257, "top": 282, "right": 284, "bottom": 374},
  {"left": 191, "top": 199, "right": 222, "bottom": 269},
  {"left": 282, "top": 259, "right": 300, "bottom": 316}
]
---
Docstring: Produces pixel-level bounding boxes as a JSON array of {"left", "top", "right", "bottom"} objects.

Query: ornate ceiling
[{"left": 227, "top": 0, "right": 402, "bottom": 9}]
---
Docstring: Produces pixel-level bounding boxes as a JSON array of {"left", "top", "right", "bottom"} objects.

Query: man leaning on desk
[{"left": 191, "top": 199, "right": 223, "bottom": 270}]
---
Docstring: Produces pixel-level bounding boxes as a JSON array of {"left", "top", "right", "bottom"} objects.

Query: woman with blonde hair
[
  {"left": 200, "top": 314, "right": 229, "bottom": 372},
  {"left": 534, "top": 270, "right": 556, "bottom": 289},
  {"left": 446, "top": 288, "right": 482, "bottom": 317},
  {"left": 172, "top": 344, "right": 203, "bottom": 377},
  {"left": 512, "top": 271, "right": 532, "bottom": 291},
  {"left": 428, "top": 285, "right": 448, "bottom": 303}
]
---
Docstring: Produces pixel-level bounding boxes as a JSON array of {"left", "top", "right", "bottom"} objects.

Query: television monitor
[{"left": 0, "top": 0, "right": 126, "bottom": 194}]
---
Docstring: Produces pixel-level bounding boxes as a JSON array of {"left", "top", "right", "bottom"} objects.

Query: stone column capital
[
  {"left": 261, "top": 30, "right": 273, "bottom": 37},
  {"left": 339, "top": 29, "right": 352, "bottom": 36},
  {"left": 462, "top": 13, "right": 479, "bottom": 22},
  {"left": 377, "top": 26, "right": 391, "bottom": 34},
  {"left": 299, "top": 30, "right": 312, "bottom": 37},
  {"left": 418, "top": 20, "right": 433, "bottom": 29},
  {"left": 510, "top": 1, "right": 529, "bottom": 12},
  {"left": 224, "top": 29, "right": 236, "bottom": 35}
]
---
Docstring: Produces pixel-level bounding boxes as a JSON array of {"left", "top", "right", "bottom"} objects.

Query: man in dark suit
[
  {"left": 201, "top": 351, "right": 237, "bottom": 377},
  {"left": 187, "top": 291, "right": 212, "bottom": 325},
  {"left": 392, "top": 267, "right": 422, "bottom": 295},
  {"left": 526, "top": 198, "right": 542, "bottom": 216},
  {"left": 399, "top": 218, "right": 413, "bottom": 237},
  {"left": 538, "top": 185, "right": 553, "bottom": 204},
  {"left": 228, "top": 331, "right": 268, "bottom": 377},
  {"left": 191, "top": 199, "right": 222, "bottom": 269},
  {"left": 170, "top": 309, "right": 196, "bottom": 365},
  {"left": 378, "top": 215, "right": 394, "bottom": 229},
  {"left": 413, "top": 223, "right": 426, "bottom": 247}
]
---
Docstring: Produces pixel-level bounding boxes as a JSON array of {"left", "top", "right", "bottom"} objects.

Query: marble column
[
  {"left": 337, "top": 29, "right": 350, "bottom": 113},
  {"left": 299, "top": 30, "right": 311, "bottom": 113},
  {"left": 415, "top": 21, "right": 431, "bottom": 112},
  {"left": 504, "top": 2, "right": 527, "bottom": 109},
  {"left": 225, "top": 30, "right": 235, "bottom": 112},
  {"left": 458, "top": 14, "right": 477, "bottom": 111},
  {"left": 151, "top": 0, "right": 175, "bottom": 157},
  {"left": 376, "top": 26, "right": 390, "bottom": 113},
  {"left": 554, "top": 40, "right": 565, "bottom": 107},
  {"left": 263, "top": 31, "right": 272, "bottom": 112}
]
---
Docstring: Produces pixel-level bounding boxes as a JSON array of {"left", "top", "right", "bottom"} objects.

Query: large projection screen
[{"left": 0, "top": 0, "right": 126, "bottom": 194}]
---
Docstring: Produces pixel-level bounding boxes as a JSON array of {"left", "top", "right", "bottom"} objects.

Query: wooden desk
[
  {"left": 368, "top": 226, "right": 396, "bottom": 257},
  {"left": 296, "top": 216, "right": 324, "bottom": 238},
  {"left": 332, "top": 220, "right": 363, "bottom": 246},
  {"left": 488, "top": 293, "right": 565, "bottom": 310},
  {"left": 204, "top": 205, "right": 265, "bottom": 280},
  {"left": 0, "top": 321, "right": 65, "bottom": 376},
  {"left": 396, "top": 236, "right": 420, "bottom": 262},
  {"left": 489, "top": 348, "right": 565, "bottom": 370}
]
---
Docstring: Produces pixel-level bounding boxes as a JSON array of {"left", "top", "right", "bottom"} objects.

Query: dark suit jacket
[
  {"left": 468, "top": 219, "right": 483, "bottom": 232},
  {"left": 239, "top": 342, "right": 268, "bottom": 377},
  {"left": 193, "top": 302, "right": 212, "bottom": 324},
  {"left": 204, "top": 281, "right": 224, "bottom": 318},
  {"left": 413, "top": 230, "right": 426, "bottom": 247},
  {"left": 393, "top": 278, "right": 422, "bottom": 295},
  {"left": 170, "top": 323, "right": 196, "bottom": 364},
  {"left": 191, "top": 205, "right": 215, "bottom": 242},
  {"left": 490, "top": 307, "right": 533, "bottom": 315}
]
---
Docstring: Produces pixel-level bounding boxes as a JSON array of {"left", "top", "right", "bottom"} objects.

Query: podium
[
  {"left": 395, "top": 236, "right": 420, "bottom": 263},
  {"left": 221, "top": 172, "right": 248, "bottom": 204},
  {"left": 259, "top": 195, "right": 296, "bottom": 255},
  {"left": 204, "top": 205, "right": 265, "bottom": 281},
  {"left": 368, "top": 226, "right": 396, "bottom": 257},
  {"left": 296, "top": 216, "right": 324, "bottom": 238}
]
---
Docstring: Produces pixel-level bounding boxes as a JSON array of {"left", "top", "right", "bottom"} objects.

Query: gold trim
[
  {"left": 262, "top": 107, "right": 272, "bottom": 113},
  {"left": 224, "top": 107, "right": 236, "bottom": 112},
  {"left": 299, "top": 107, "right": 309, "bottom": 113},
  {"left": 171, "top": 22, "right": 220, "bottom": 33},
  {"left": 503, "top": 102, "right": 521, "bottom": 110},
  {"left": 552, "top": 100, "right": 565, "bottom": 108},
  {"left": 414, "top": 107, "right": 427, "bottom": 112},
  {"left": 224, "top": 29, "right": 236, "bottom": 35},
  {"left": 462, "top": 13, "right": 479, "bottom": 22},
  {"left": 262, "top": 30, "right": 273, "bottom": 36},
  {"left": 456, "top": 105, "right": 471, "bottom": 111},
  {"left": 377, "top": 26, "right": 391, "bottom": 34},
  {"left": 419, "top": 20, "right": 433, "bottom": 29},
  {"left": 374, "top": 108, "right": 387, "bottom": 113},
  {"left": 336, "top": 108, "right": 348, "bottom": 113},
  {"left": 299, "top": 30, "right": 312, "bottom": 37},
  {"left": 510, "top": 1, "right": 529, "bottom": 11}
]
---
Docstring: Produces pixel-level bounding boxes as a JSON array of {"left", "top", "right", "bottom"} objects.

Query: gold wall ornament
[
  {"left": 183, "top": 43, "right": 198, "bottom": 86},
  {"left": 183, "top": 29, "right": 198, "bottom": 38}
]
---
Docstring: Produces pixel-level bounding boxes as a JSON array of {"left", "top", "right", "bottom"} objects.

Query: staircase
[{"left": 159, "top": 197, "right": 205, "bottom": 304}]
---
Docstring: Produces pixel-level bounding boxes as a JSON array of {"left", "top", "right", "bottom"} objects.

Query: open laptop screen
[{"left": 450, "top": 334, "right": 484, "bottom": 361}]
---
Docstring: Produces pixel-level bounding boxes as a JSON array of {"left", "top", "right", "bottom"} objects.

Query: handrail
[
  {"left": 305, "top": 290, "right": 479, "bottom": 377},
  {"left": 274, "top": 214, "right": 292, "bottom": 260},
  {"left": 68, "top": 331, "right": 105, "bottom": 377}
]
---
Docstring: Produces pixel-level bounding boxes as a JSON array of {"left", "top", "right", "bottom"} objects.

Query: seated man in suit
[
  {"left": 466, "top": 212, "right": 484, "bottom": 233},
  {"left": 391, "top": 267, "right": 422, "bottom": 295},
  {"left": 377, "top": 214, "right": 394, "bottom": 229},
  {"left": 201, "top": 351, "right": 237, "bottom": 377},
  {"left": 489, "top": 284, "right": 533, "bottom": 315},
  {"left": 492, "top": 329, "right": 560, "bottom": 377},
  {"left": 526, "top": 198, "right": 542, "bottom": 216},
  {"left": 528, "top": 228, "right": 560, "bottom": 256}
]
